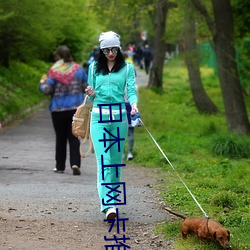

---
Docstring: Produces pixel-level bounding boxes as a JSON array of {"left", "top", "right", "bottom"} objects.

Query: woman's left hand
[
  {"left": 131, "top": 103, "right": 138, "bottom": 116},
  {"left": 85, "top": 86, "right": 96, "bottom": 97}
]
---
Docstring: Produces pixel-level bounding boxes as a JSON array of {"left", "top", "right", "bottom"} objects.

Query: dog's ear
[
  {"left": 213, "top": 231, "right": 217, "bottom": 240},
  {"left": 227, "top": 230, "right": 230, "bottom": 240}
]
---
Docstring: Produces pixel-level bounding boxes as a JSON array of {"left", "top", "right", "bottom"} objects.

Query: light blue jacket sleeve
[
  {"left": 87, "top": 62, "right": 95, "bottom": 101},
  {"left": 39, "top": 77, "right": 56, "bottom": 95}
]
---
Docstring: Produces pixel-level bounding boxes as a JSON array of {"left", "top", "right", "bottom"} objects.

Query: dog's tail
[{"left": 161, "top": 206, "right": 187, "bottom": 220}]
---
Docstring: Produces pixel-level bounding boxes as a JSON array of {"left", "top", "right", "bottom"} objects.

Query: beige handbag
[{"left": 72, "top": 95, "right": 93, "bottom": 158}]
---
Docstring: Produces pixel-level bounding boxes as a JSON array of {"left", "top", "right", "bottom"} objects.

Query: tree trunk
[
  {"left": 191, "top": 0, "right": 250, "bottom": 134},
  {"left": 212, "top": 0, "right": 250, "bottom": 134},
  {"left": 147, "top": 0, "right": 169, "bottom": 90},
  {"left": 184, "top": 4, "right": 218, "bottom": 114}
]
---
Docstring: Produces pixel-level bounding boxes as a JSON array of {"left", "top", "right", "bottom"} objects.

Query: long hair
[
  {"left": 54, "top": 45, "right": 73, "bottom": 63},
  {"left": 95, "top": 48, "right": 126, "bottom": 75}
]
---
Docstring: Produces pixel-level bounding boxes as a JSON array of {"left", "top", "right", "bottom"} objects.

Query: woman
[
  {"left": 39, "top": 45, "right": 88, "bottom": 175},
  {"left": 85, "top": 31, "right": 138, "bottom": 220}
]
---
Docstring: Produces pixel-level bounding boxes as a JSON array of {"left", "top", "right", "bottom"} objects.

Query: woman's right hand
[
  {"left": 85, "top": 86, "right": 95, "bottom": 97},
  {"left": 131, "top": 103, "right": 138, "bottom": 116}
]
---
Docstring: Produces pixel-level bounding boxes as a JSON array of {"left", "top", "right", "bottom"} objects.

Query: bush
[{"left": 210, "top": 134, "right": 250, "bottom": 159}]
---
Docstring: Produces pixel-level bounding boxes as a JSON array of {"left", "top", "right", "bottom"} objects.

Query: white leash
[{"left": 139, "top": 118, "right": 209, "bottom": 218}]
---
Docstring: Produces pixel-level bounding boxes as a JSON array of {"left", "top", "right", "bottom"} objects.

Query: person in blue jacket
[
  {"left": 39, "top": 45, "right": 88, "bottom": 175},
  {"left": 85, "top": 31, "right": 138, "bottom": 221}
]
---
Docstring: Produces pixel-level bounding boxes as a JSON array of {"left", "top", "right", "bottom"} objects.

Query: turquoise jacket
[{"left": 87, "top": 62, "right": 138, "bottom": 109}]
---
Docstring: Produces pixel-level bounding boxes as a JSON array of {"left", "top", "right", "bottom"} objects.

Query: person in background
[
  {"left": 39, "top": 45, "right": 88, "bottom": 175},
  {"left": 123, "top": 52, "right": 137, "bottom": 160},
  {"left": 134, "top": 44, "right": 144, "bottom": 69},
  {"left": 88, "top": 46, "right": 99, "bottom": 64},
  {"left": 85, "top": 31, "right": 138, "bottom": 221},
  {"left": 86, "top": 46, "right": 99, "bottom": 72},
  {"left": 125, "top": 101, "right": 135, "bottom": 160},
  {"left": 143, "top": 44, "right": 153, "bottom": 74}
]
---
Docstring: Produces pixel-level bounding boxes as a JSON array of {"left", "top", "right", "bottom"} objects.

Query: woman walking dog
[{"left": 85, "top": 31, "right": 138, "bottom": 220}]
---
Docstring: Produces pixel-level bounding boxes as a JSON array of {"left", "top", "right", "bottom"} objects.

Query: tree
[
  {"left": 184, "top": 1, "right": 218, "bottom": 114},
  {"left": 0, "top": 0, "right": 98, "bottom": 66},
  {"left": 148, "top": 0, "right": 177, "bottom": 89},
  {"left": 91, "top": 0, "right": 155, "bottom": 48},
  {"left": 191, "top": 0, "right": 250, "bottom": 134}
]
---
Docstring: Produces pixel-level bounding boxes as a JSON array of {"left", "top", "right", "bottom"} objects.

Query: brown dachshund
[{"left": 162, "top": 207, "right": 231, "bottom": 249}]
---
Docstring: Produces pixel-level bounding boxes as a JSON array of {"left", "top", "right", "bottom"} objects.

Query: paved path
[
  {"left": 0, "top": 71, "right": 173, "bottom": 249},
  {"left": 135, "top": 68, "right": 149, "bottom": 88}
]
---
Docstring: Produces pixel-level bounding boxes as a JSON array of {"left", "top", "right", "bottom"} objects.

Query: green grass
[
  {"left": 130, "top": 58, "right": 250, "bottom": 250},
  {"left": 0, "top": 60, "right": 50, "bottom": 123}
]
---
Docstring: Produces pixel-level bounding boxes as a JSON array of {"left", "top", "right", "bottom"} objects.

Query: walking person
[
  {"left": 123, "top": 51, "right": 137, "bottom": 160},
  {"left": 85, "top": 31, "right": 138, "bottom": 220},
  {"left": 143, "top": 44, "right": 152, "bottom": 74},
  {"left": 125, "top": 101, "right": 135, "bottom": 160},
  {"left": 39, "top": 45, "right": 88, "bottom": 175}
]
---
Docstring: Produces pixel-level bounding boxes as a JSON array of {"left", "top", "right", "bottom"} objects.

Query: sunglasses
[{"left": 102, "top": 47, "right": 119, "bottom": 55}]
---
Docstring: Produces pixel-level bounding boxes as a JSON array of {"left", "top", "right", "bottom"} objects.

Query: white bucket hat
[{"left": 99, "top": 31, "right": 121, "bottom": 49}]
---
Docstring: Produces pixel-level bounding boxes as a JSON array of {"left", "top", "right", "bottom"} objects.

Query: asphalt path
[{"left": 0, "top": 69, "right": 173, "bottom": 249}]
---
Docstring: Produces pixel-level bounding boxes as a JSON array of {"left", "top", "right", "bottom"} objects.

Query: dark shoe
[
  {"left": 72, "top": 165, "right": 81, "bottom": 175},
  {"left": 53, "top": 168, "right": 64, "bottom": 173}
]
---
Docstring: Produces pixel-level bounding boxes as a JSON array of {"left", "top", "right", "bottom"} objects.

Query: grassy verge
[
  {"left": 0, "top": 60, "right": 50, "bottom": 125},
  {"left": 130, "top": 58, "right": 250, "bottom": 250}
]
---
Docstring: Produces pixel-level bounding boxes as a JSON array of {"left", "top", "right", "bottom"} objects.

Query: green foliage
[
  {"left": 236, "top": 37, "right": 250, "bottom": 95},
  {"left": 0, "top": 0, "right": 100, "bottom": 66},
  {"left": 164, "top": 0, "right": 213, "bottom": 45},
  {"left": 154, "top": 221, "right": 181, "bottom": 240},
  {"left": 232, "top": 0, "right": 250, "bottom": 39},
  {"left": 0, "top": 60, "right": 49, "bottom": 122},
  {"left": 131, "top": 58, "right": 250, "bottom": 249},
  {"left": 92, "top": 0, "right": 156, "bottom": 46},
  {"left": 210, "top": 191, "right": 238, "bottom": 209},
  {"left": 165, "top": 3, "right": 184, "bottom": 44}
]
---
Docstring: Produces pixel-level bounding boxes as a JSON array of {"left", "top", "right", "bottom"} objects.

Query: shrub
[{"left": 210, "top": 135, "right": 250, "bottom": 159}]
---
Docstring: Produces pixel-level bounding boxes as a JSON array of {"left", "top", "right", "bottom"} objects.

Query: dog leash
[{"left": 139, "top": 118, "right": 209, "bottom": 218}]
